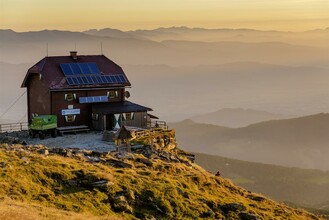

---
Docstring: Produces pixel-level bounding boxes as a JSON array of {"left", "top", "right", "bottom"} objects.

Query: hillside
[
  {"left": 0, "top": 143, "right": 320, "bottom": 219},
  {"left": 169, "top": 113, "right": 329, "bottom": 170},
  {"left": 190, "top": 108, "right": 288, "bottom": 127},
  {"left": 194, "top": 153, "right": 329, "bottom": 210}
]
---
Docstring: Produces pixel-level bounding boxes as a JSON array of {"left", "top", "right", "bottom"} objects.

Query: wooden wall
[
  {"left": 51, "top": 88, "right": 124, "bottom": 128},
  {"left": 122, "top": 112, "right": 148, "bottom": 128},
  {"left": 27, "top": 74, "right": 51, "bottom": 121}
]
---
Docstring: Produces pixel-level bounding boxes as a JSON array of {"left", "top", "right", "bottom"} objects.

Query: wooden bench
[{"left": 57, "top": 125, "right": 90, "bottom": 135}]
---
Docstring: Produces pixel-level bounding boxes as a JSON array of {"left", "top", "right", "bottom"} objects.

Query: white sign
[{"left": 61, "top": 109, "right": 80, "bottom": 116}]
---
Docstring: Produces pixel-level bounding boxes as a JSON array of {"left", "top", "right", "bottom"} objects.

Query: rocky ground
[{"left": 0, "top": 131, "right": 116, "bottom": 152}]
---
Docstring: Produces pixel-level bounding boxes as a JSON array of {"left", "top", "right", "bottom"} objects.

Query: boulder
[
  {"left": 136, "top": 157, "right": 153, "bottom": 167},
  {"left": 113, "top": 196, "right": 133, "bottom": 214},
  {"left": 221, "top": 203, "right": 246, "bottom": 214},
  {"left": 239, "top": 211, "right": 261, "bottom": 220},
  {"left": 106, "top": 158, "right": 133, "bottom": 168}
]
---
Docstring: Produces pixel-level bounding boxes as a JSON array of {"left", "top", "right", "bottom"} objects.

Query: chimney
[{"left": 70, "top": 51, "right": 78, "bottom": 60}]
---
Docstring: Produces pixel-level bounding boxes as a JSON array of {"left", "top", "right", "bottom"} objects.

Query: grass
[{"left": 0, "top": 143, "right": 323, "bottom": 219}]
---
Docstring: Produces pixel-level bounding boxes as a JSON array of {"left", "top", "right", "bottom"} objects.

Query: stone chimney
[{"left": 70, "top": 51, "right": 78, "bottom": 60}]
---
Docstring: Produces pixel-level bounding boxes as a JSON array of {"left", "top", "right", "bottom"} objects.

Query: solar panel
[
  {"left": 66, "top": 74, "right": 127, "bottom": 86},
  {"left": 60, "top": 62, "right": 101, "bottom": 75},
  {"left": 79, "top": 96, "right": 108, "bottom": 104},
  {"left": 60, "top": 64, "right": 74, "bottom": 75},
  {"left": 79, "top": 63, "right": 90, "bottom": 74},
  {"left": 88, "top": 63, "right": 100, "bottom": 74},
  {"left": 70, "top": 64, "right": 82, "bottom": 75},
  {"left": 66, "top": 77, "right": 74, "bottom": 85},
  {"left": 114, "top": 75, "right": 120, "bottom": 83}
]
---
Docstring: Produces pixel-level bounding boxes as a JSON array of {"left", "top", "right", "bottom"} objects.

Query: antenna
[
  {"left": 100, "top": 42, "right": 103, "bottom": 55},
  {"left": 74, "top": 42, "right": 77, "bottom": 51},
  {"left": 46, "top": 43, "right": 49, "bottom": 57}
]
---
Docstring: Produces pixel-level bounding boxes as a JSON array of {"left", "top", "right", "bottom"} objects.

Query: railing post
[
  {"left": 0, "top": 124, "right": 2, "bottom": 133},
  {"left": 20, "top": 123, "right": 23, "bottom": 131}
]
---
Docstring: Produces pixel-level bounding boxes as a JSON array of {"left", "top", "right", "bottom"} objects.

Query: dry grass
[
  {"left": 0, "top": 144, "right": 322, "bottom": 219},
  {"left": 0, "top": 198, "right": 122, "bottom": 220}
]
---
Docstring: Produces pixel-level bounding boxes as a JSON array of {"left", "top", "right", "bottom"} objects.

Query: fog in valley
[{"left": 0, "top": 27, "right": 328, "bottom": 122}]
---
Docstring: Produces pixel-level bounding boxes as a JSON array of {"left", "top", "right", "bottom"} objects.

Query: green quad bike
[{"left": 29, "top": 115, "right": 58, "bottom": 139}]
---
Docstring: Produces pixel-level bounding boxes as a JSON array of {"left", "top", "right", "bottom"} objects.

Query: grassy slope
[
  {"left": 194, "top": 153, "right": 329, "bottom": 207},
  {"left": 0, "top": 144, "right": 320, "bottom": 220}
]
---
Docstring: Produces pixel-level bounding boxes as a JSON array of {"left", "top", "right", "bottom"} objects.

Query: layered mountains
[{"left": 170, "top": 113, "right": 329, "bottom": 170}]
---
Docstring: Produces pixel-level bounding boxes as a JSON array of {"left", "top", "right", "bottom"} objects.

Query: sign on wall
[{"left": 61, "top": 109, "right": 80, "bottom": 116}]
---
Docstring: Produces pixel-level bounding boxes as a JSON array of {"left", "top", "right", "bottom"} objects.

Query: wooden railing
[
  {"left": 147, "top": 120, "right": 168, "bottom": 130},
  {"left": 0, "top": 122, "right": 28, "bottom": 133}
]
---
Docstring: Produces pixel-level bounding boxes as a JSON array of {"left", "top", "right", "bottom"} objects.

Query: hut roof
[{"left": 116, "top": 125, "right": 133, "bottom": 139}]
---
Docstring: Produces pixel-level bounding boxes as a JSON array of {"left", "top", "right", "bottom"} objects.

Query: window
[
  {"left": 107, "top": 90, "right": 118, "bottom": 99},
  {"left": 65, "top": 115, "right": 76, "bottom": 122},
  {"left": 124, "top": 113, "right": 134, "bottom": 121},
  {"left": 125, "top": 113, "right": 132, "bottom": 121},
  {"left": 65, "top": 93, "right": 76, "bottom": 101},
  {"left": 92, "top": 113, "right": 99, "bottom": 121}
]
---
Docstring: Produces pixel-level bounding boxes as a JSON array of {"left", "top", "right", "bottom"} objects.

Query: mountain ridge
[{"left": 169, "top": 113, "right": 329, "bottom": 170}]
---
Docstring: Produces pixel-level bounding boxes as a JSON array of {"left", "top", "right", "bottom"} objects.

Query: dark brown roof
[
  {"left": 92, "top": 101, "right": 152, "bottom": 114},
  {"left": 116, "top": 126, "right": 133, "bottom": 139},
  {"left": 21, "top": 54, "right": 131, "bottom": 89}
]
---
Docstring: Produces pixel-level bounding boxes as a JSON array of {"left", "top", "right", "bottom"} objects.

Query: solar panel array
[
  {"left": 66, "top": 74, "right": 127, "bottom": 86},
  {"left": 60, "top": 62, "right": 128, "bottom": 86},
  {"left": 79, "top": 96, "right": 108, "bottom": 104},
  {"left": 60, "top": 63, "right": 100, "bottom": 75}
]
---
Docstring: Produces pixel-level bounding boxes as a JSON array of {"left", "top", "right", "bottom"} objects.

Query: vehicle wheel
[
  {"left": 39, "top": 131, "right": 45, "bottom": 139},
  {"left": 51, "top": 129, "right": 57, "bottom": 138}
]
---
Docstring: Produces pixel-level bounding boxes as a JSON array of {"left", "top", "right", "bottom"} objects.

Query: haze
[{"left": 1, "top": 0, "right": 328, "bottom": 31}]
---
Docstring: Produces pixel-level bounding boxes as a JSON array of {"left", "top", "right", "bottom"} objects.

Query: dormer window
[
  {"left": 65, "top": 93, "right": 76, "bottom": 101},
  {"left": 107, "top": 90, "right": 118, "bottom": 99}
]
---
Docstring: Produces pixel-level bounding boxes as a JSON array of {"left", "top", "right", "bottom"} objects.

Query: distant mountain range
[
  {"left": 195, "top": 152, "right": 329, "bottom": 210},
  {"left": 190, "top": 108, "right": 289, "bottom": 127},
  {"left": 0, "top": 29, "right": 328, "bottom": 68},
  {"left": 0, "top": 27, "right": 328, "bottom": 121},
  {"left": 169, "top": 113, "right": 329, "bottom": 170},
  {"left": 84, "top": 26, "right": 329, "bottom": 47}
]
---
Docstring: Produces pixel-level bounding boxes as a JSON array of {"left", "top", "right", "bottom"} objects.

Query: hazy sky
[{"left": 0, "top": 0, "right": 328, "bottom": 31}]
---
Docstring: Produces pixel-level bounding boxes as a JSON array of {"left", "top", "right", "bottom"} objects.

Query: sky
[{"left": 0, "top": 0, "right": 328, "bottom": 32}]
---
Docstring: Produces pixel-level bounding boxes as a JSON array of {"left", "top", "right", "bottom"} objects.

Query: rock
[
  {"left": 239, "top": 211, "right": 261, "bottom": 220},
  {"left": 113, "top": 196, "right": 133, "bottom": 214},
  {"left": 66, "top": 150, "right": 72, "bottom": 157},
  {"left": 90, "top": 180, "right": 108, "bottom": 188},
  {"left": 21, "top": 157, "right": 29, "bottom": 165},
  {"left": 248, "top": 194, "right": 266, "bottom": 202},
  {"left": 38, "top": 149, "right": 49, "bottom": 156},
  {"left": 125, "top": 189, "right": 135, "bottom": 201},
  {"left": 136, "top": 157, "right": 153, "bottom": 167},
  {"left": 221, "top": 203, "right": 246, "bottom": 214},
  {"left": 0, "top": 161, "right": 6, "bottom": 168},
  {"left": 170, "top": 155, "right": 180, "bottom": 163},
  {"left": 106, "top": 159, "right": 133, "bottom": 168},
  {"left": 200, "top": 211, "right": 215, "bottom": 218},
  {"left": 176, "top": 187, "right": 189, "bottom": 199}
]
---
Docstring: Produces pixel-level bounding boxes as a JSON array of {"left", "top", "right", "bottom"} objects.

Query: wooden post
[{"left": 103, "top": 114, "right": 106, "bottom": 131}]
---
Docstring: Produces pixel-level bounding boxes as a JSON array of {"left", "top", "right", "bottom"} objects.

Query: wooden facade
[{"left": 22, "top": 52, "right": 152, "bottom": 130}]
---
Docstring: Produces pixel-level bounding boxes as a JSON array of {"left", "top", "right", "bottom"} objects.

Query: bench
[{"left": 57, "top": 125, "right": 90, "bottom": 135}]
